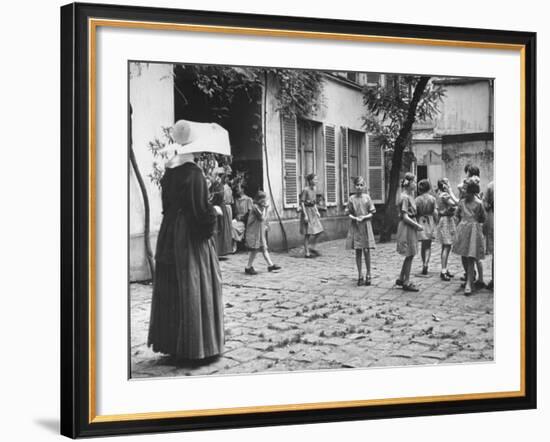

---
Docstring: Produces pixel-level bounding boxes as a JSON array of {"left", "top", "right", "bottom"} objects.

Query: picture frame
[{"left": 60, "top": 2, "right": 537, "bottom": 438}]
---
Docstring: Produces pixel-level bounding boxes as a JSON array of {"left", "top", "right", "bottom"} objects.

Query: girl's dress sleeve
[
  {"left": 345, "top": 199, "right": 354, "bottom": 216},
  {"left": 251, "top": 204, "right": 264, "bottom": 220},
  {"left": 455, "top": 201, "right": 463, "bottom": 222},
  {"left": 399, "top": 195, "right": 410, "bottom": 217},
  {"left": 367, "top": 195, "right": 376, "bottom": 214},
  {"left": 476, "top": 200, "right": 487, "bottom": 224}
]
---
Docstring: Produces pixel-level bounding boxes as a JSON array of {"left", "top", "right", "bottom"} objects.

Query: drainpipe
[{"left": 262, "top": 71, "right": 288, "bottom": 252}]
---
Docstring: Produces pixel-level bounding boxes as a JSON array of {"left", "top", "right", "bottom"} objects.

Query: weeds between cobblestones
[{"left": 131, "top": 239, "right": 494, "bottom": 378}]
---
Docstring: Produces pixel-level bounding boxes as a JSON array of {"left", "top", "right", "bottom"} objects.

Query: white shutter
[
  {"left": 340, "top": 127, "right": 349, "bottom": 204},
  {"left": 281, "top": 116, "right": 298, "bottom": 208},
  {"left": 367, "top": 135, "right": 385, "bottom": 203},
  {"left": 324, "top": 125, "right": 337, "bottom": 206}
]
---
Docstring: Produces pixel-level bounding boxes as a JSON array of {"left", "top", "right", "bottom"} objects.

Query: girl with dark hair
[
  {"left": 299, "top": 173, "right": 324, "bottom": 258},
  {"left": 458, "top": 164, "right": 485, "bottom": 286},
  {"left": 452, "top": 177, "right": 487, "bottom": 295},
  {"left": 345, "top": 176, "right": 376, "bottom": 286},
  {"left": 415, "top": 179, "right": 437, "bottom": 275},
  {"left": 395, "top": 172, "right": 424, "bottom": 292},
  {"left": 436, "top": 177, "right": 458, "bottom": 281},
  {"left": 244, "top": 191, "right": 281, "bottom": 275},
  {"left": 210, "top": 172, "right": 233, "bottom": 258}
]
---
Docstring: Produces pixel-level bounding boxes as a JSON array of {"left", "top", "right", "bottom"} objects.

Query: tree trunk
[
  {"left": 129, "top": 104, "right": 155, "bottom": 279},
  {"left": 379, "top": 76, "right": 430, "bottom": 242}
]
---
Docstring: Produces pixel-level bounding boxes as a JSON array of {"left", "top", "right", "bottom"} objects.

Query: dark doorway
[
  {"left": 173, "top": 64, "right": 263, "bottom": 197},
  {"left": 417, "top": 164, "right": 428, "bottom": 182}
]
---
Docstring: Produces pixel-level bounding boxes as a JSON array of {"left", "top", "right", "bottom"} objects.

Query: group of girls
[
  {"left": 209, "top": 164, "right": 494, "bottom": 297},
  {"left": 395, "top": 165, "right": 494, "bottom": 296},
  {"left": 207, "top": 169, "right": 281, "bottom": 275}
]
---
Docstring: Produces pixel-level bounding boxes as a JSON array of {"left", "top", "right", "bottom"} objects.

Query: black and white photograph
[{"left": 129, "top": 61, "right": 495, "bottom": 378}]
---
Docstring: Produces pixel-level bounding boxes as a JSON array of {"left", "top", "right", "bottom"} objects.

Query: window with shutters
[
  {"left": 324, "top": 125, "right": 337, "bottom": 206},
  {"left": 281, "top": 116, "right": 298, "bottom": 208},
  {"left": 367, "top": 135, "right": 385, "bottom": 203},
  {"left": 283, "top": 117, "right": 326, "bottom": 208},
  {"left": 340, "top": 127, "right": 349, "bottom": 204},
  {"left": 342, "top": 128, "right": 367, "bottom": 204}
]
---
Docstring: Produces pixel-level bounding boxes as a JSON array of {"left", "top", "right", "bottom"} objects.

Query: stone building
[{"left": 411, "top": 78, "right": 494, "bottom": 191}]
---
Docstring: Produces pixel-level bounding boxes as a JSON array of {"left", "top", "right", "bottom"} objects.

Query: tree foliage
[
  {"left": 175, "top": 64, "right": 324, "bottom": 120},
  {"left": 147, "top": 64, "right": 325, "bottom": 187},
  {"left": 362, "top": 75, "right": 446, "bottom": 242},
  {"left": 362, "top": 76, "right": 446, "bottom": 150}
]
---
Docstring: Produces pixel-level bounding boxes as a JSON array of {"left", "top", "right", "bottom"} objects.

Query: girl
[
  {"left": 244, "top": 191, "right": 281, "bottom": 275},
  {"left": 458, "top": 165, "right": 485, "bottom": 287},
  {"left": 452, "top": 177, "right": 487, "bottom": 296},
  {"left": 395, "top": 172, "right": 424, "bottom": 292},
  {"left": 415, "top": 179, "right": 437, "bottom": 275},
  {"left": 300, "top": 173, "right": 324, "bottom": 258},
  {"left": 222, "top": 174, "right": 234, "bottom": 223},
  {"left": 436, "top": 177, "right": 459, "bottom": 281},
  {"left": 210, "top": 174, "right": 233, "bottom": 258},
  {"left": 483, "top": 181, "right": 494, "bottom": 290},
  {"left": 231, "top": 184, "right": 253, "bottom": 252},
  {"left": 345, "top": 176, "right": 376, "bottom": 286}
]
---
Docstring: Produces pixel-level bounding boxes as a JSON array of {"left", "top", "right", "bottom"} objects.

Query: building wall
[
  {"left": 412, "top": 79, "right": 494, "bottom": 194},
  {"left": 443, "top": 140, "right": 494, "bottom": 193},
  {"left": 433, "top": 79, "right": 493, "bottom": 135},
  {"left": 129, "top": 62, "right": 175, "bottom": 281}
]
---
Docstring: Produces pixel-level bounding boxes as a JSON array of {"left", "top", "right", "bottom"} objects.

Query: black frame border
[{"left": 60, "top": 2, "right": 537, "bottom": 438}]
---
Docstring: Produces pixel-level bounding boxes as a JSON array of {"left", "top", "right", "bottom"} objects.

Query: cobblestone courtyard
[{"left": 131, "top": 239, "right": 494, "bottom": 378}]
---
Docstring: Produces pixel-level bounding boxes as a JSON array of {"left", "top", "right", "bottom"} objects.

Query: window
[
  {"left": 367, "top": 73, "right": 381, "bottom": 85},
  {"left": 346, "top": 72, "right": 358, "bottom": 83}
]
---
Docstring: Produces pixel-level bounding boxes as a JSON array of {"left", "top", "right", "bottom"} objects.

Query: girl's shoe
[
  {"left": 365, "top": 276, "right": 372, "bottom": 286},
  {"left": 357, "top": 277, "right": 364, "bottom": 286},
  {"left": 422, "top": 265, "right": 428, "bottom": 275},
  {"left": 402, "top": 282, "right": 420, "bottom": 292},
  {"left": 445, "top": 270, "right": 455, "bottom": 278},
  {"left": 474, "top": 280, "right": 486, "bottom": 290},
  {"left": 464, "top": 287, "right": 473, "bottom": 296},
  {"left": 245, "top": 267, "right": 257, "bottom": 275},
  {"left": 440, "top": 272, "right": 451, "bottom": 281},
  {"left": 395, "top": 279, "right": 404, "bottom": 287},
  {"left": 268, "top": 264, "right": 281, "bottom": 272},
  {"left": 305, "top": 253, "right": 313, "bottom": 259},
  {"left": 310, "top": 249, "right": 321, "bottom": 257}
]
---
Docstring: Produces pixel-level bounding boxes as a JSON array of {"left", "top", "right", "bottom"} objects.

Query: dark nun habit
[{"left": 147, "top": 161, "right": 224, "bottom": 360}]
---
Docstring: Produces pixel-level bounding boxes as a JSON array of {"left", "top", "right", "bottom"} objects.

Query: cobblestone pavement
[{"left": 131, "top": 239, "right": 494, "bottom": 378}]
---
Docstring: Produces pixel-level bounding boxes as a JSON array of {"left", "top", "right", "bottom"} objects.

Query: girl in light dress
[
  {"left": 436, "top": 178, "right": 459, "bottom": 281},
  {"left": 244, "top": 191, "right": 281, "bottom": 275},
  {"left": 395, "top": 173, "right": 424, "bottom": 292},
  {"left": 452, "top": 177, "right": 487, "bottom": 296},
  {"left": 415, "top": 179, "right": 437, "bottom": 276},
  {"left": 231, "top": 183, "right": 253, "bottom": 252},
  {"left": 345, "top": 176, "right": 376, "bottom": 286},
  {"left": 299, "top": 173, "right": 324, "bottom": 258},
  {"left": 483, "top": 181, "right": 494, "bottom": 290},
  {"left": 458, "top": 164, "right": 486, "bottom": 288}
]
